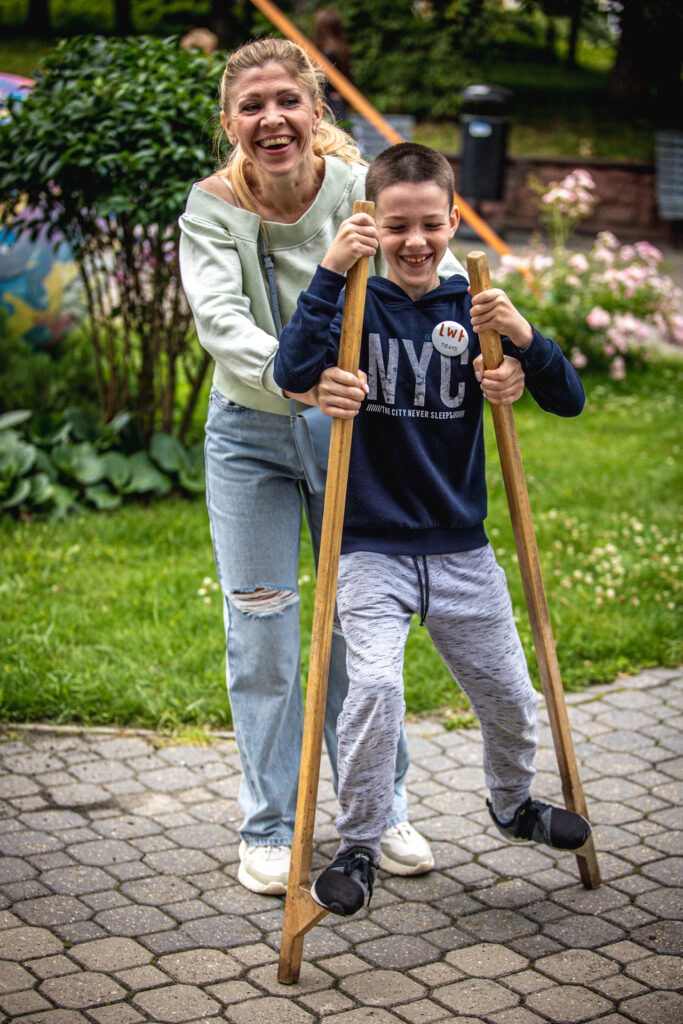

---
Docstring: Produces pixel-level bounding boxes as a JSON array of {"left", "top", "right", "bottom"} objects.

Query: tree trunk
[
  {"left": 610, "top": 0, "right": 682, "bottom": 117},
  {"left": 114, "top": 0, "right": 134, "bottom": 35},
  {"left": 565, "top": 0, "right": 581, "bottom": 70},
  {"left": 25, "top": 0, "right": 52, "bottom": 37},
  {"left": 211, "top": 0, "right": 246, "bottom": 50}
]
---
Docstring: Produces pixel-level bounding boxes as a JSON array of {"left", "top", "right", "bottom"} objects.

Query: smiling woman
[{"left": 177, "top": 38, "right": 465, "bottom": 899}]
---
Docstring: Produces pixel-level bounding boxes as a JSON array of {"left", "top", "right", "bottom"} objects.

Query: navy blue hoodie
[{"left": 275, "top": 267, "right": 585, "bottom": 556}]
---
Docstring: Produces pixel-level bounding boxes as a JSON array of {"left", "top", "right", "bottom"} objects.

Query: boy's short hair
[{"left": 365, "top": 142, "right": 454, "bottom": 207}]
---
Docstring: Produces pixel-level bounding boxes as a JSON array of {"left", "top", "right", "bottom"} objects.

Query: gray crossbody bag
[{"left": 259, "top": 231, "right": 331, "bottom": 494}]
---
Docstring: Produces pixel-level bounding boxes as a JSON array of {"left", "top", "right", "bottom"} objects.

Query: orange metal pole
[{"left": 247, "top": 0, "right": 513, "bottom": 258}]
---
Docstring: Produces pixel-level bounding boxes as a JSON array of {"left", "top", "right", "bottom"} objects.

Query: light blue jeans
[{"left": 204, "top": 389, "right": 409, "bottom": 846}]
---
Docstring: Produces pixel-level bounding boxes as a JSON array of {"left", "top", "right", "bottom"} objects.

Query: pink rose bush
[{"left": 494, "top": 172, "right": 683, "bottom": 377}]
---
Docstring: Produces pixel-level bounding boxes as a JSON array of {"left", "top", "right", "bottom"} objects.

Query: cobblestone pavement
[{"left": 0, "top": 667, "right": 681, "bottom": 1024}]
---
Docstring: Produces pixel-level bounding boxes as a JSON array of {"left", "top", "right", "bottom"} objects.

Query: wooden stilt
[
  {"left": 278, "top": 201, "right": 374, "bottom": 984},
  {"left": 467, "top": 251, "right": 601, "bottom": 890}
]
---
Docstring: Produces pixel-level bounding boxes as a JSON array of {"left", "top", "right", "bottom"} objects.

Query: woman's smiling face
[{"left": 222, "top": 61, "right": 322, "bottom": 179}]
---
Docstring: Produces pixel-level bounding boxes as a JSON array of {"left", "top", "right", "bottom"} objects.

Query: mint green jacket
[{"left": 179, "top": 155, "right": 463, "bottom": 416}]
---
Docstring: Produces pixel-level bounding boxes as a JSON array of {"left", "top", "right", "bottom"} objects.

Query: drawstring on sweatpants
[{"left": 412, "top": 555, "right": 430, "bottom": 626}]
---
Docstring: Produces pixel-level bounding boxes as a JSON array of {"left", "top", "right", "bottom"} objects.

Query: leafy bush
[
  {"left": 325, "top": 0, "right": 500, "bottom": 120},
  {"left": 494, "top": 170, "right": 683, "bottom": 376},
  {"left": 0, "top": 331, "right": 98, "bottom": 417},
  {"left": 0, "top": 35, "right": 224, "bottom": 441},
  {"left": 0, "top": 407, "right": 205, "bottom": 518}
]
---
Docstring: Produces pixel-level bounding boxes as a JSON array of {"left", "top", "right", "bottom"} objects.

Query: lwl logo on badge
[{"left": 432, "top": 320, "right": 469, "bottom": 357}]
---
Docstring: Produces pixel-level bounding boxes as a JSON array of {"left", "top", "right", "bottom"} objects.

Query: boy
[{"left": 274, "top": 143, "right": 590, "bottom": 918}]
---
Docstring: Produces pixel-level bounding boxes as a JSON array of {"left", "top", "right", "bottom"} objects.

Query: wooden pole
[
  {"left": 247, "top": 0, "right": 512, "bottom": 259},
  {"left": 466, "top": 251, "right": 601, "bottom": 890},
  {"left": 278, "top": 201, "right": 375, "bottom": 985}
]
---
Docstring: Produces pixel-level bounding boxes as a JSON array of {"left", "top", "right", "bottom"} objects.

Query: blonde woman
[{"left": 179, "top": 38, "right": 464, "bottom": 895}]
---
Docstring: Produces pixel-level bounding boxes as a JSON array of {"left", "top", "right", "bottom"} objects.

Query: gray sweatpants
[{"left": 335, "top": 545, "right": 539, "bottom": 863}]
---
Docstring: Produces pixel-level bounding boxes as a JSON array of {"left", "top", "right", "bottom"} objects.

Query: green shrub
[
  {"left": 0, "top": 407, "right": 205, "bottom": 517},
  {"left": 0, "top": 35, "right": 224, "bottom": 441},
  {"left": 0, "top": 331, "right": 98, "bottom": 417}
]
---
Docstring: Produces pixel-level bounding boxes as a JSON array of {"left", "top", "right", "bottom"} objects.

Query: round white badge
[{"left": 431, "top": 320, "right": 469, "bottom": 357}]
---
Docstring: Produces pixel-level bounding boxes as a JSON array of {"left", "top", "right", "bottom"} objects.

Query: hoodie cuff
[
  {"left": 307, "top": 264, "right": 347, "bottom": 304},
  {"left": 509, "top": 326, "right": 555, "bottom": 371}
]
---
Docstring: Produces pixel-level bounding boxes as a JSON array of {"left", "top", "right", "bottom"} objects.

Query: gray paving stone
[
  {"left": 87, "top": 1005, "right": 146, "bottom": 1024},
  {"left": 340, "top": 969, "right": 425, "bottom": 1005},
  {"left": 0, "top": 989, "right": 52, "bottom": 1017},
  {"left": 90, "top": 816, "right": 162, "bottom": 840},
  {"left": 94, "top": 904, "right": 176, "bottom": 936},
  {"left": 0, "top": 959, "right": 35, "bottom": 991},
  {"left": 488, "top": 1010, "right": 547, "bottom": 1024},
  {"left": 620, "top": 990, "right": 683, "bottom": 1024},
  {"left": 1, "top": 880, "right": 50, "bottom": 900},
  {"left": 39, "top": 866, "right": 112, "bottom": 896},
  {"left": 445, "top": 943, "right": 527, "bottom": 978},
  {"left": 625, "top": 953, "right": 683, "bottom": 989},
  {"left": 355, "top": 935, "right": 440, "bottom": 969},
  {"left": 542, "top": 914, "right": 625, "bottom": 948},
  {"left": 458, "top": 909, "right": 536, "bottom": 943},
  {"left": 13, "top": 895, "right": 91, "bottom": 927},
  {"left": 39, "top": 971, "right": 127, "bottom": 1009},
  {"left": 53, "top": 920, "right": 107, "bottom": 944},
  {"left": 114, "top": 963, "right": 172, "bottom": 990},
  {"left": 69, "top": 936, "right": 153, "bottom": 971},
  {"left": 157, "top": 949, "right": 243, "bottom": 984},
  {"left": 592, "top": 973, "right": 647, "bottom": 1000},
  {"left": 432, "top": 978, "right": 518, "bottom": 1016},
  {"left": 635, "top": 887, "right": 683, "bottom": 920},
  {"left": 526, "top": 984, "right": 612, "bottom": 1023},
  {"left": 143, "top": 848, "right": 219, "bottom": 875},
  {"left": 369, "top": 901, "right": 450, "bottom": 935},
  {"left": 119, "top": 875, "right": 198, "bottom": 905},
  {"left": 0, "top": 829, "right": 62, "bottom": 857},
  {"left": 535, "top": 948, "right": 618, "bottom": 983},
  {"left": 132, "top": 983, "right": 221, "bottom": 1022},
  {"left": 81, "top": 891, "right": 130, "bottom": 912},
  {"left": 46, "top": 784, "right": 110, "bottom": 806}
]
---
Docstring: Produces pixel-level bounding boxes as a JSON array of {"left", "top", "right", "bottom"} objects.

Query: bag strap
[{"left": 258, "top": 229, "right": 298, "bottom": 419}]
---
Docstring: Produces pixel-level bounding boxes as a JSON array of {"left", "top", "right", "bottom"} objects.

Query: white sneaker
[
  {"left": 238, "top": 840, "right": 290, "bottom": 895},
  {"left": 379, "top": 822, "right": 434, "bottom": 876}
]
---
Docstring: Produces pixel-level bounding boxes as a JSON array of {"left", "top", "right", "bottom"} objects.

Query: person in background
[
  {"left": 178, "top": 40, "right": 475, "bottom": 896},
  {"left": 312, "top": 7, "right": 352, "bottom": 123}
]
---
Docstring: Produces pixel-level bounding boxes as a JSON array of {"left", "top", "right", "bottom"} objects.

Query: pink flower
[
  {"left": 570, "top": 347, "right": 588, "bottom": 368},
  {"left": 634, "top": 241, "right": 663, "bottom": 266},
  {"left": 587, "top": 307, "right": 611, "bottom": 329},
  {"left": 610, "top": 356, "right": 626, "bottom": 380},
  {"left": 568, "top": 253, "right": 589, "bottom": 273}
]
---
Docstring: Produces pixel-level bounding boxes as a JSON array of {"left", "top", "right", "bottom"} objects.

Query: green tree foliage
[
  {"left": 0, "top": 36, "right": 224, "bottom": 440},
  {"left": 610, "top": 0, "right": 682, "bottom": 115},
  {"left": 327, "top": 0, "right": 500, "bottom": 120}
]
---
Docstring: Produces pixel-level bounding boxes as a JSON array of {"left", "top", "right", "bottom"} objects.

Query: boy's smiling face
[{"left": 374, "top": 181, "right": 459, "bottom": 301}]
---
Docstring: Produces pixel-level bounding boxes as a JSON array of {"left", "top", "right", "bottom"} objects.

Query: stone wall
[{"left": 445, "top": 154, "right": 667, "bottom": 240}]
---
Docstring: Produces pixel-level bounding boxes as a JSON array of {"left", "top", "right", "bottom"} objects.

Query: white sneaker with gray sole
[
  {"left": 238, "top": 840, "right": 290, "bottom": 895},
  {"left": 379, "top": 822, "right": 434, "bottom": 875}
]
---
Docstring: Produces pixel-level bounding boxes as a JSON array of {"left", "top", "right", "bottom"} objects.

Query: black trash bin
[{"left": 459, "top": 84, "right": 511, "bottom": 202}]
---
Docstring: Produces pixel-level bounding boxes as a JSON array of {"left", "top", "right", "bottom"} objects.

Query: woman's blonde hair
[{"left": 218, "top": 37, "right": 362, "bottom": 212}]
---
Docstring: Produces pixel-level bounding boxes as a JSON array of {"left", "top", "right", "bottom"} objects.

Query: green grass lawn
[{"left": 1, "top": 367, "right": 680, "bottom": 732}]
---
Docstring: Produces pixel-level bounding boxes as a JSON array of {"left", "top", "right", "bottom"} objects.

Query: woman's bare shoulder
[{"left": 196, "top": 173, "right": 237, "bottom": 205}]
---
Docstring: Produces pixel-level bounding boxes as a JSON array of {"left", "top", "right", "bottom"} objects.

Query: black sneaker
[
  {"left": 310, "top": 847, "right": 376, "bottom": 917},
  {"left": 487, "top": 797, "right": 592, "bottom": 853}
]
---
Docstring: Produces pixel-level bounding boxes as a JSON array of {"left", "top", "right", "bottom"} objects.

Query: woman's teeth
[{"left": 258, "top": 137, "right": 292, "bottom": 149}]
